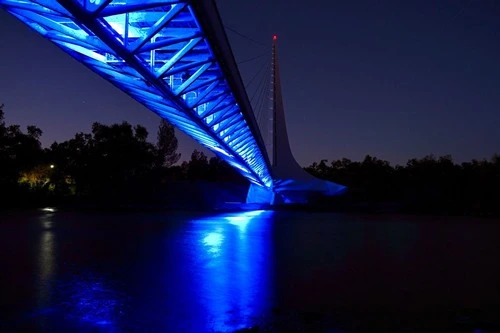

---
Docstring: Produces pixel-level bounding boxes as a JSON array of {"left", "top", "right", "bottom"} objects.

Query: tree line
[
  {"left": 0, "top": 104, "right": 243, "bottom": 208},
  {"left": 1, "top": 104, "right": 499, "bottom": 215},
  {"left": 306, "top": 154, "right": 500, "bottom": 216}
]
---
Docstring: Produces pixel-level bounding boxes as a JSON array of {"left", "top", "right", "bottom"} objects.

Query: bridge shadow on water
[{"left": 1, "top": 209, "right": 499, "bottom": 332}]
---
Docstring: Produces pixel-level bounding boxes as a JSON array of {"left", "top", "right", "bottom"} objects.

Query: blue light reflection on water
[
  {"left": 59, "top": 276, "right": 122, "bottom": 331},
  {"left": 34, "top": 211, "right": 56, "bottom": 331},
  {"left": 193, "top": 210, "right": 274, "bottom": 332},
  {"left": 33, "top": 211, "right": 123, "bottom": 332},
  {"left": 3, "top": 211, "right": 500, "bottom": 332},
  {"left": 202, "top": 229, "right": 224, "bottom": 255},
  {"left": 18, "top": 210, "right": 276, "bottom": 332}
]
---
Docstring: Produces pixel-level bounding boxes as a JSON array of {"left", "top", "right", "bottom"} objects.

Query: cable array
[
  {"left": 224, "top": 25, "right": 267, "bottom": 48},
  {"left": 249, "top": 60, "right": 271, "bottom": 151},
  {"left": 224, "top": 25, "right": 272, "bottom": 153}
]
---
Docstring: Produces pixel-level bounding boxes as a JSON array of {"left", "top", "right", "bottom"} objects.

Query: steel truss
[{"left": 1, "top": 0, "right": 273, "bottom": 188}]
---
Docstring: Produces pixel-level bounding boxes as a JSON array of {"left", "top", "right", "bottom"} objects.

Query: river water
[{"left": 0, "top": 209, "right": 499, "bottom": 332}]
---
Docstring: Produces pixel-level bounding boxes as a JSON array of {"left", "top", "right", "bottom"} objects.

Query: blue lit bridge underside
[{"left": 0, "top": 0, "right": 272, "bottom": 188}]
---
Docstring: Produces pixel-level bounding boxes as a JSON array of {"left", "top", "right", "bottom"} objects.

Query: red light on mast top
[{"left": 273, "top": 34, "right": 277, "bottom": 41}]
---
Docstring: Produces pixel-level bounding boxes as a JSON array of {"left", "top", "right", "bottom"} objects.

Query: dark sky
[{"left": 0, "top": 0, "right": 499, "bottom": 166}]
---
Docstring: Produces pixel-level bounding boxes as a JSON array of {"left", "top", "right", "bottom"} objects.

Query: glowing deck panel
[{"left": 0, "top": 0, "right": 272, "bottom": 188}]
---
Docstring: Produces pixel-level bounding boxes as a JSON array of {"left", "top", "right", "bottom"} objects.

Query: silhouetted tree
[
  {"left": 48, "top": 132, "right": 93, "bottom": 197},
  {"left": 208, "top": 155, "right": 245, "bottom": 183},
  {"left": 157, "top": 119, "right": 181, "bottom": 167},
  {"left": 0, "top": 105, "right": 47, "bottom": 205},
  {"left": 45, "top": 122, "right": 160, "bottom": 202},
  {"left": 187, "top": 149, "right": 209, "bottom": 180},
  {"left": 0, "top": 104, "right": 5, "bottom": 128},
  {"left": 2, "top": 100, "right": 500, "bottom": 215}
]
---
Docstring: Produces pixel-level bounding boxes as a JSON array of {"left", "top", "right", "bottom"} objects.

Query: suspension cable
[
  {"left": 238, "top": 53, "right": 267, "bottom": 65},
  {"left": 245, "top": 60, "right": 267, "bottom": 89},
  {"left": 224, "top": 25, "right": 267, "bottom": 48}
]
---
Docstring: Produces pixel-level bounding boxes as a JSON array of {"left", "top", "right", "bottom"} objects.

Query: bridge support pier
[{"left": 246, "top": 183, "right": 275, "bottom": 205}]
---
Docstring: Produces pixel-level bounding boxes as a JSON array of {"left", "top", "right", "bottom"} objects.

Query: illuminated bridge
[{"left": 0, "top": 0, "right": 346, "bottom": 204}]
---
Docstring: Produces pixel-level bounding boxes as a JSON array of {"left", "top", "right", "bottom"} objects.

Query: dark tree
[
  {"left": 46, "top": 122, "right": 160, "bottom": 201},
  {"left": 27, "top": 125, "right": 43, "bottom": 140},
  {"left": 0, "top": 105, "right": 46, "bottom": 205},
  {"left": 187, "top": 149, "right": 209, "bottom": 180},
  {"left": 157, "top": 119, "right": 181, "bottom": 167},
  {"left": 0, "top": 104, "right": 4, "bottom": 128},
  {"left": 0, "top": 104, "right": 5, "bottom": 155},
  {"left": 208, "top": 155, "right": 246, "bottom": 183},
  {"left": 90, "top": 122, "right": 158, "bottom": 194},
  {"left": 48, "top": 132, "right": 94, "bottom": 196},
  {"left": 134, "top": 124, "right": 148, "bottom": 142}
]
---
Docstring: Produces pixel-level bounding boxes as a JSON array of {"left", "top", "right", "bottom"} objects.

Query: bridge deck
[{"left": 1, "top": 0, "right": 272, "bottom": 188}]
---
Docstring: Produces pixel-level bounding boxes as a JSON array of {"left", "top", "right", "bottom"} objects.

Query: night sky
[{"left": 0, "top": 0, "right": 499, "bottom": 166}]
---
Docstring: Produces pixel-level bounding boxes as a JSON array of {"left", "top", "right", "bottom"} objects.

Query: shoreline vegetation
[{"left": 1, "top": 104, "right": 499, "bottom": 217}]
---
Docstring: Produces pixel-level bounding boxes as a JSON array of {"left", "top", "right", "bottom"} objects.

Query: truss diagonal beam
[{"left": 1, "top": 0, "right": 272, "bottom": 188}]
